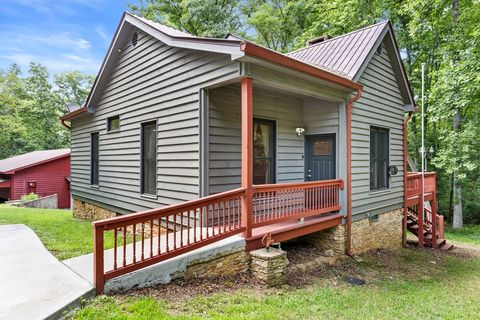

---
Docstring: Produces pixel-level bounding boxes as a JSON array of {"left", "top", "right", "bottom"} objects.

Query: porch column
[{"left": 241, "top": 77, "right": 253, "bottom": 238}]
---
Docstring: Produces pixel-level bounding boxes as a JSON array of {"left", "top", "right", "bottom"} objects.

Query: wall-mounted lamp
[{"left": 295, "top": 127, "right": 306, "bottom": 136}]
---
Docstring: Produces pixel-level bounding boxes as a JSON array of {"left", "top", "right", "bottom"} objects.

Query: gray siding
[
  {"left": 71, "top": 30, "right": 240, "bottom": 213},
  {"left": 208, "top": 84, "right": 340, "bottom": 194},
  {"left": 351, "top": 43, "right": 405, "bottom": 216},
  {"left": 208, "top": 85, "right": 304, "bottom": 194}
]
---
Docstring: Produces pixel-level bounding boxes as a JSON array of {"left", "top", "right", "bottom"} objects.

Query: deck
[{"left": 92, "top": 179, "right": 344, "bottom": 293}]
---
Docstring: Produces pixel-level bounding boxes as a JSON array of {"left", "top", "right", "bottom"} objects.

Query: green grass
[
  {"left": 73, "top": 244, "right": 480, "bottom": 319},
  {"left": 445, "top": 224, "right": 480, "bottom": 246},
  {"left": 0, "top": 205, "right": 120, "bottom": 260}
]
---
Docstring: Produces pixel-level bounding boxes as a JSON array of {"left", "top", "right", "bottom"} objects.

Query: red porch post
[
  {"left": 241, "top": 77, "right": 253, "bottom": 238},
  {"left": 93, "top": 223, "right": 105, "bottom": 294}
]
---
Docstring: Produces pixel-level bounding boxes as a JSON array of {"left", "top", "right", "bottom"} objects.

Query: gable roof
[
  {"left": 288, "top": 21, "right": 415, "bottom": 108},
  {"left": 0, "top": 149, "right": 70, "bottom": 174}
]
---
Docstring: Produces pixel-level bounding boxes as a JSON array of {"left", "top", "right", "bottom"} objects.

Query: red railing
[
  {"left": 252, "top": 179, "right": 344, "bottom": 228},
  {"left": 92, "top": 180, "right": 345, "bottom": 293},
  {"left": 93, "top": 187, "right": 246, "bottom": 294},
  {"left": 406, "top": 172, "right": 436, "bottom": 199}
]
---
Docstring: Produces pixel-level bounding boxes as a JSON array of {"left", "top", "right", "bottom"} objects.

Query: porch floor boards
[{"left": 246, "top": 213, "right": 343, "bottom": 251}]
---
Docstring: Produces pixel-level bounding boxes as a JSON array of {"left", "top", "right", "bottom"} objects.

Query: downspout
[
  {"left": 345, "top": 86, "right": 362, "bottom": 257},
  {"left": 61, "top": 119, "right": 71, "bottom": 130},
  {"left": 402, "top": 112, "right": 413, "bottom": 246}
]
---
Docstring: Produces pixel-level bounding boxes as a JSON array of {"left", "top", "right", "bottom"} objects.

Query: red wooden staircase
[
  {"left": 406, "top": 208, "right": 453, "bottom": 250},
  {"left": 405, "top": 173, "right": 453, "bottom": 251}
]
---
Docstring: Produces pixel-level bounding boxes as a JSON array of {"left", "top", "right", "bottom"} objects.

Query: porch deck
[{"left": 92, "top": 179, "right": 344, "bottom": 293}]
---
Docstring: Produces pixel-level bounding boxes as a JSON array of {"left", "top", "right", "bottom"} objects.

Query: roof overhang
[
  {"left": 239, "top": 42, "right": 362, "bottom": 92},
  {"left": 62, "top": 12, "right": 363, "bottom": 122}
]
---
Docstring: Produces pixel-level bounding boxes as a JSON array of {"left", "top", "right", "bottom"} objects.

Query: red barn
[{"left": 0, "top": 149, "right": 71, "bottom": 209}]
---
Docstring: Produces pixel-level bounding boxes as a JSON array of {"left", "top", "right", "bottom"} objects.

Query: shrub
[{"left": 21, "top": 193, "right": 39, "bottom": 201}]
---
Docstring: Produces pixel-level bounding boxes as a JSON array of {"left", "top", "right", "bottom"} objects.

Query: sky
[{"left": 0, "top": 0, "right": 140, "bottom": 76}]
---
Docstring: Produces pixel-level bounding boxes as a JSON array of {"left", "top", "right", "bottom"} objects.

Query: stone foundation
[
  {"left": 250, "top": 248, "right": 287, "bottom": 287},
  {"left": 184, "top": 250, "right": 250, "bottom": 279},
  {"left": 350, "top": 208, "right": 403, "bottom": 254},
  {"left": 306, "top": 224, "right": 345, "bottom": 256},
  {"left": 305, "top": 208, "right": 403, "bottom": 255},
  {"left": 73, "top": 198, "right": 117, "bottom": 221}
]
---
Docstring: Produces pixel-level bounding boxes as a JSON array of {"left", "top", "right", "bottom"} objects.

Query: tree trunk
[
  {"left": 453, "top": 173, "right": 463, "bottom": 228},
  {"left": 448, "top": 172, "right": 454, "bottom": 219}
]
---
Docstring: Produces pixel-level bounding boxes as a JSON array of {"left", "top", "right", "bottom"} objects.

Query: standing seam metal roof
[
  {"left": 287, "top": 21, "right": 388, "bottom": 80},
  {"left": 0, "top": 149, "right": 70, "bottom": 174}
]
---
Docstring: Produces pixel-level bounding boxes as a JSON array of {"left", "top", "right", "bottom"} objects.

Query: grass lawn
[
  {"left": 0, "top": 205, "right": 119, "bottom": 260},
  {"left": 445, "top": 224, "right": 480, "bottom": 246},
  {"left": 72, "top": 239, "right": 480, "bottom": 319}
]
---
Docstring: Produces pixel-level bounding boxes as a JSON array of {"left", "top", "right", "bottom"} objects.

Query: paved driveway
[{"left": 0, "top": 224, "right": 94, "bottom": 320}]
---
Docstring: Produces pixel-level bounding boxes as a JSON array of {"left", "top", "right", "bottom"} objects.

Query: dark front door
[{"left": 305, "top": 134, "right": 336, "bottom": 181}]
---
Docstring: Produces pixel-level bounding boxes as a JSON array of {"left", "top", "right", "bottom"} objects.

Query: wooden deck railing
[
  {"left": 92, "top": 179, "right": 345, "bottom": 293},
  {"left": 252, "top": 179, "right": 344, "bottom": 228},
  {"left": 93, "top": 187, "right": 246, "bottom": 294},
  {"left": 406, "top": 172, "right": 436, "bottom": 199}
]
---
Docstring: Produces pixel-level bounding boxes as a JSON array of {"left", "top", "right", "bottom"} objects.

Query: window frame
[
  {"left": 369, "top": 126, "right": 390, "bottom": 191},
  {"left": 253, "top": 118, "right": 276, "bottom": 185},
  {"left": 90, "top": 132, "right": 100, "bottom": 186},
  {"left": 140, "top": 120, "right": 158, "bottom": 196},
  {"left": 107, "top": 115, "right": 120, "bottom": 132}
]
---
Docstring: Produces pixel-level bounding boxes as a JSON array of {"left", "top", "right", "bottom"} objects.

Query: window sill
[
  {"left": 90, "top": 184, "right": 100, "bottom": 189},
  {"left": 369, "top": 188, "right": 391, "bottom": 195},
  {"left": 140, "top": 193, "right": 158, "bottom": 200},
  {"left": 106, "top": 129, "right": 120, "bottom": 134}
]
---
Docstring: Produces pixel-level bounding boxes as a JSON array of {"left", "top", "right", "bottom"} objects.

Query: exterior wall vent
[
  {"left": 131, "top": 32, "right": 139, "bottom": 47},
  {"left": 376, "top": 45, "right": 382, "bottom": 55}
]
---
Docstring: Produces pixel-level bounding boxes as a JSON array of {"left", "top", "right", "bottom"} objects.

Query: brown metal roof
[
  {"left": 287, "top": 21, "right": 388, "bottom": 80},
  {"left": 0, "top": 149, "right": 70, "bottom": 174}
]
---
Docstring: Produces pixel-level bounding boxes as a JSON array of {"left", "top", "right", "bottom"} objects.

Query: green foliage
[
  {"left": 20, "top": 193, "right": 39, "bottom": 201},
  {"left": 129, "top": 0, "right": 242, "bottom": 37},
  {"left": 0, "top": 64, "right": 93, "bottom": 159}
]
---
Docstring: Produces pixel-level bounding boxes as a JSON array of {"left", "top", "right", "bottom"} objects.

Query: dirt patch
[{"left": 112, "top": 242, "right": 479, "bottom": 304}]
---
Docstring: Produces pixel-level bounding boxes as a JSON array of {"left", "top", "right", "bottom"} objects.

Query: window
[
  {"left": 253, "top": 118, "right": 276, "bottom": 184},
  {"left": 141, "top": 121, "right": 157, "bottom": 195},
  {"left": 370, "top": 126, "right": 389, "bottom": 190},
  {"left": 107, "top": 115, "right": 120, "bottom": 131},
  {"left": 90, "top": 132, "right": 99, "bottom": 185}
]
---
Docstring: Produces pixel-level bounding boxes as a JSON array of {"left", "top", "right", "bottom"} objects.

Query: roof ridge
[{"left": 288, "top": 20, "right": 388, "bottom": 55}]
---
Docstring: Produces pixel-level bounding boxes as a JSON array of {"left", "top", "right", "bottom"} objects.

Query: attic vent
[
  {"left": 307, "top": 35, "right": 333, "bottom": 46},
  {"left": 376, "top": 45, "right": 382, "bottom": 55},
  {"left": 131, "top": 32, "right": 138, "bottom": 47}
]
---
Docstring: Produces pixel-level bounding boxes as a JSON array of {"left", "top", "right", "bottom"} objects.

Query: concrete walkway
[
  {"left": 0, "top": 225, "right": 94, "bottom": 320},
  {"left": 64, "top": 229, "right": 245, "bottom": 293}
]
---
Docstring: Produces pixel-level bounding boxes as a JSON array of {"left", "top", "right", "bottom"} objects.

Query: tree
[{"left": 129, "top": 0, "right": 242, "bottom": 37}]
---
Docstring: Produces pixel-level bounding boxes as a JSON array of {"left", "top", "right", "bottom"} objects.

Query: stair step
[
  {"left": 440, "top": 243, "right": 454, "bottom": 251},
  {"left": 436, "top": 238, "right": 447, "bottom": 246},
  {"left": 410, "top": 224, "right": 419, "bottom": 229}
]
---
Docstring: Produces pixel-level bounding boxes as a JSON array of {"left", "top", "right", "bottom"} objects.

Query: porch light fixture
[{"left": 295, "top": 127, "right": 306, "bottom": 136}]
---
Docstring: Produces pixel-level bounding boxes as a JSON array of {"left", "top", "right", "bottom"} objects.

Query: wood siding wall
[
  {"left": 208, "top": 84, "right": 340, "bottom": 194},
  {"left": 71, "top": 30, "right": 240, "bottom": 213},
  {"left": 351, "top": 44, "right": 405, "bottom": 217},
  {"left": 11, "top": 156, "right": 71, "bottom": 208}
]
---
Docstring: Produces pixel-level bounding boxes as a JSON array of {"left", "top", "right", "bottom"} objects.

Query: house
[
  {"left": 0, "top": 149, "right": 71, "bottom": 208},
  {"left": 60, "top": 13, "right": 448, "bottom": 293}
]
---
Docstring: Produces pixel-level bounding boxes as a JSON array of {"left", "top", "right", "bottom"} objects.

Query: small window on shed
[{"left": 107, "top": 115, "right": 120, "bottom": 131}]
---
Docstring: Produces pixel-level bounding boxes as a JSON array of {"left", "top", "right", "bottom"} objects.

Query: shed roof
[{"left": 0, "top": 149, "right": 70, "bottom": 174}]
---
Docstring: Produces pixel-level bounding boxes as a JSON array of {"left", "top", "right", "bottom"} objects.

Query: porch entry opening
[
  {"left": 253, "top": 118, "right": 276, "bottom": 185},
  {"left": 305, "top": 134, "right": 336, "bottom": 181}
]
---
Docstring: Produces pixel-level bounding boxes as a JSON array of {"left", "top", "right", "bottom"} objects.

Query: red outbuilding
[{"left": 0, "top": 149, "right": 71, "bottom": 208}]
